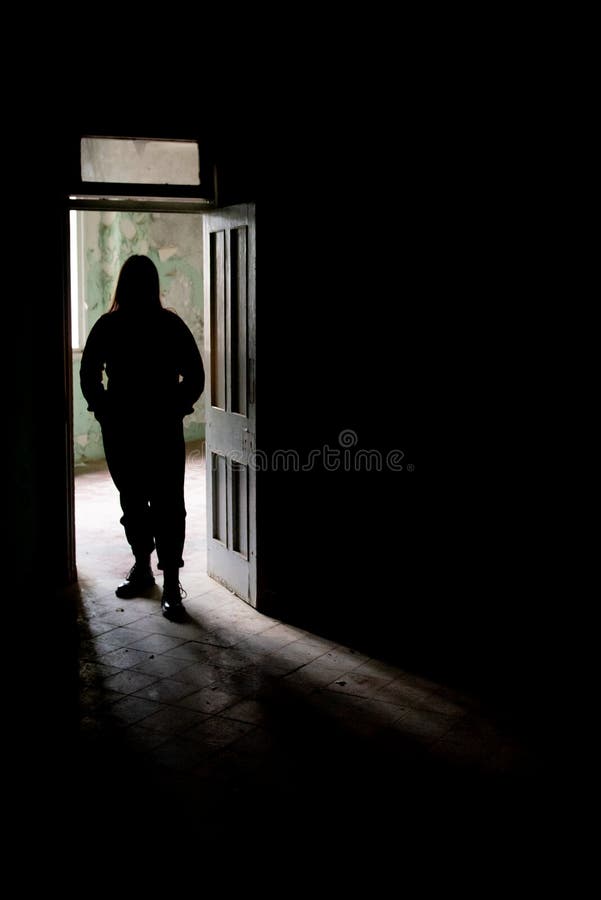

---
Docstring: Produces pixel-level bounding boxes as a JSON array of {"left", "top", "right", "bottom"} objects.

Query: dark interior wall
[
  {"left": 260, "top": 167, "right": 462, "bottom": 672},
  {"left": 7, "top": 95, "right": 542, "bottom": 735},
  {"left": 254, "top": 109, "right": 545, "bottom": 717},
  {"left": 224, "top": 106, "right": 542, "bottom": 718},
  {"left": 10, "top": 193, "right": 72, "bottom": 589}
]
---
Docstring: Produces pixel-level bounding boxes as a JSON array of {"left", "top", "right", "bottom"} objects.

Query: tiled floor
[{"left": 73, "top": 444, "right": 541, "bottom": 855}]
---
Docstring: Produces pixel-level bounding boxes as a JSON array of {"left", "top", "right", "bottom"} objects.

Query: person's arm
[
  {"left": 176, "top": 319, "right": 205, "bottom": 416},
  {"left": 80, "top": 317, "right": 108, "bottom": 419}
]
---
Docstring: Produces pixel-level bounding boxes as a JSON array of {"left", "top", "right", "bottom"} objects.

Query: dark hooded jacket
[{"left": 80, "top": 308, "right": 205, "bottom": 422}]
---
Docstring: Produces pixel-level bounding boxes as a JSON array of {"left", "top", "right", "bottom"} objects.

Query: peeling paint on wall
[{"left": 73, "top": 211, "right": 205, "bottom": 465}]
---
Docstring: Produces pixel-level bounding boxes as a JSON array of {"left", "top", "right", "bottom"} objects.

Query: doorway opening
[{"left": 69, "top": 207, "right": 207, "bottom": 596}]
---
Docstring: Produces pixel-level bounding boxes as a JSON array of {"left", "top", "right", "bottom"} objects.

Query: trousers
[{"left": 101, "top": 415, "right": 186, "bottom": 570}]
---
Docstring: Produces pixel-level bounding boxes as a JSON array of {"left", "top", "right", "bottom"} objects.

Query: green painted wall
[{"left": 72, "top": 211, "right": 204, "bottom": 465}]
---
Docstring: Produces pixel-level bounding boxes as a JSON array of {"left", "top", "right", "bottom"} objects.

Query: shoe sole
[
  {"left": 161, "top": 603, "right": 187, "bottom": 622},
  {"left": 115, "top": 579, "right": 156, "bottom": 599}
]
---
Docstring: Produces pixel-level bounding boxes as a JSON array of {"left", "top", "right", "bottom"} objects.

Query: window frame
[{"left": 73, "top": 133, "right": 216, "bottom": 203}]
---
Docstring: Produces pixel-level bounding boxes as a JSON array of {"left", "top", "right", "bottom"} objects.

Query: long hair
[{"left": 109, "top": 255, "right": 162, "bottom": 314}]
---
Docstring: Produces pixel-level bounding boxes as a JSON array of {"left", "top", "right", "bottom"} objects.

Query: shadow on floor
[{"left": 35, "top": 584, "right": 544, "bottom": 862}]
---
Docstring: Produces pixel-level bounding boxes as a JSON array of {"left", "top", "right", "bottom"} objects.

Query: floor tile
[
  {"left": 131, "top": 654, "right": 196, "bottom": 679},
  {"left": 220, "top": 699, "right": 273, "bottom": 726},
  {"left": 133, "top": 678, "right": 199, "bottom": 705},
  {"left": 137, "top": 705, "right": 209, "bottom": 734},
  {"left": 184, "top": 716, "right": 256, "bottom": 748},
  {"left": 321, "top": 670, "right": 395, "bottom": 699},
  {"left": 87, "top": 626, "right": 150, "bottom": 653},
  {"left": 102, "top": 670, "right": 158, "bottom": 695},
  {"left": 128, "top": 633, "right": 188, "bottom": 654},
  {"left": 177, "top": 685, "right": 241, "bottom": 714},
  {"left": 171, "top": 662, "right": 226, "bottom": 688},
  {"left": 97, "top": 647, "right": 154, "bottom": 670},
  {"left": 103, "top": 696, "right": 161, "bottom": 726},
  {"left": 163, "top": 642, "right": 215, "bottom": 663}
]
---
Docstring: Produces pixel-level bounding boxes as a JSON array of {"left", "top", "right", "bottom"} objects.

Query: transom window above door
[{"left": 81, "top": 137, "right": 200, "bottom": 186}]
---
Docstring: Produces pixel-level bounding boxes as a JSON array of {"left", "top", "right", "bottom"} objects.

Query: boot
[
  {"left": 115, "top": 560, "right": 155, "bottom": 599},
  {"left": 161, "top": 569, "right": 187, "bottom": 621}
]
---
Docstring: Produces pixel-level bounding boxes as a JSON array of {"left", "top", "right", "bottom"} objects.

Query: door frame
[{"left": 63, "top": 195, "right": 216, "bottom": 584}]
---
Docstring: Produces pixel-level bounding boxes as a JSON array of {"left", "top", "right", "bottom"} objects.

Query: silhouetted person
[{"left": 80, "top": 255, "right": 205, "bottom": 621}]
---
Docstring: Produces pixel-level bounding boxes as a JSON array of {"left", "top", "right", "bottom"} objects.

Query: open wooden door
[{"left": 204, "top": 204, "right": 257, "bottom": 605}]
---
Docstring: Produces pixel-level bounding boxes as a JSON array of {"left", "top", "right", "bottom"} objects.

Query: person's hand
[{"left": 93, "top": 394, "right": 110, "bottom": 424}]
